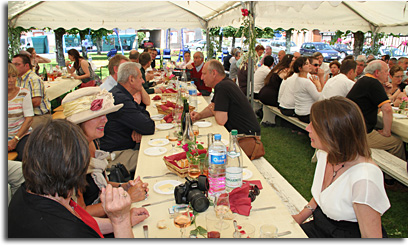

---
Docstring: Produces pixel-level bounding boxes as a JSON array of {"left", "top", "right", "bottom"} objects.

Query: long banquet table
[
  {"left": 44, "top": 77, "right": 82, "bottom": 101},
  {"left": 376, "top": 112, "right": 408, "bottom": 143},
  {"left": 131, "top": 93, "right": 307, "bottom": 238}
]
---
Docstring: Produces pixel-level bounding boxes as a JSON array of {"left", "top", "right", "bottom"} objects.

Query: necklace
[{"left": 330, "top": 164, "right": 345, "bottom": 184}]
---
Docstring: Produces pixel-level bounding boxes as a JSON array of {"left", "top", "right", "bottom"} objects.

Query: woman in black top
[{"left": 258, "top": 54, "right": 294, "bottom": 107}]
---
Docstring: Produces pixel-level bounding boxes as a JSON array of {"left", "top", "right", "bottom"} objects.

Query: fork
[{"left": 142, "top": 172, "right": 177, "bottom": 179}]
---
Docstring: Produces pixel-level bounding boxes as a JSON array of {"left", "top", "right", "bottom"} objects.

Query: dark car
[
  {"left": 331, "top": 44, "right": 353, "bottom": 59},
  {"left": 300, "top": 42, "right": 340, "bottom": 62}
]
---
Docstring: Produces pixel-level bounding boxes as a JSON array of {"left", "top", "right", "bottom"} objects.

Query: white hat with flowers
[{"left": 62, "top": 87, "right": 123, "bottom": 124}]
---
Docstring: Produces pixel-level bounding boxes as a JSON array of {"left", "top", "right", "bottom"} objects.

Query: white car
[
  {"left": 270, "top": 40, "right": 299, "bottom": 54},
  {"left": 257, "top": 38, "right": 272, "bottom": 48}
]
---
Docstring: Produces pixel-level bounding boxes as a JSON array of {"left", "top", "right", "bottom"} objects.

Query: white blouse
[
  {"left": 312, "top": 150, "right": 390, "bottom": 222},
  {"left": 294, "top": 76, "right": 321, "bottom": 116}
]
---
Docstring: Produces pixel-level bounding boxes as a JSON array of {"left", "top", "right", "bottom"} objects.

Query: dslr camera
[{"left": 174, "top": 175, "right": 209, "bottom": 212}]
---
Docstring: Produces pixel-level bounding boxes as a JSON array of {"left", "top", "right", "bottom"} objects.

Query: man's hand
[
  {"left": 186, "top": 64, "right": 194, "bottom": 70},
  {"left": 377, "top": 129, "right": 391, "bottom": 137},
  {"left": 190, "top": 111, "right": 201, "bottom": 121},
  {"left": 146, "top": 72, "right": 155, "bottom": 81},
  {"left": 131, "top": 131, "right": 142, "bottom": 143}
]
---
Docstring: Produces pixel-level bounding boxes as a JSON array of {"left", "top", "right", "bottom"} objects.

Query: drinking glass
[
  {"left": 167, "top": 130, "right": 179, "bottom": 154},
  {"left": 260, "top": 224, "right": 278, "bottom": 238},
  {"left": 239, "top": 223, "right": 255, "bottom": 238},
  {"left": 192, "top": 125, "right": 199, "bottom": 137},
  {"left": 214, "top": 192, "right": 230, "bottom": 229},
  {"left": 206, "top": 213, "right": 221, "bottom": 238},
  {"left": 173, "top": 205, "right": 192, "bottom": 238}
]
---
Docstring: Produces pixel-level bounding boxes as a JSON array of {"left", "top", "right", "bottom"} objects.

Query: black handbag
[{"left": 107, "top": 163, "right": 131, "bottom": 183}]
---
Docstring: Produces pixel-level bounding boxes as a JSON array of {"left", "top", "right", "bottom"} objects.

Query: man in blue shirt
[{"left": 100, "top": 62, "right": 155, "bottom": 172}]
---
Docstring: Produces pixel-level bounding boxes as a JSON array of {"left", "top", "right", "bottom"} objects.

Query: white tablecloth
[{"left": 44, "top": 77, "right": 81, "bottom": 101}]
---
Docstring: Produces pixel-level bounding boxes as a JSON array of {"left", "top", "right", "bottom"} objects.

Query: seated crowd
[{"left": 8, "top": 44, "right": 407, "bottom": 238}]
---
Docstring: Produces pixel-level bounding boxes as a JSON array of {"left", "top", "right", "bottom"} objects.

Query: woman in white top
[
  {"left": 293, "top": 57, "right": 322, "bottom": 123},
  {"left": 292, "top": 97, "right": 390, "bottom": 238}
]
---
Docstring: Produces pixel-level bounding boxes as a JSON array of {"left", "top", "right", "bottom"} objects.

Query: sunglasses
[
  {"left": 248, "top": 184, "right": 260, "bottom": 202},
  {"left": 312, "top": 63, "right": 320, "bottom": 67}
]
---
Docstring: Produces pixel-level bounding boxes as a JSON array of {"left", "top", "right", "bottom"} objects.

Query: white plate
[
  {"left": 393, "top": 113, "right": 408, "bottom": 119},
  {"left": 148, "top": 138, "right": 169, "bottom": 147},
  {"left": 392, "top": 106, "right": 399, "bottom": 111},
  {"left": 156, "top": 123, "right": 174, "bottom": 130},
  {"left": 193, "top": 121, "right": 212, "bottom": 128},
  {"left": 144, "top": 147, "right": 168, "bottom": 156},
  {"left": 153, "top": 180, "right": 182, "bottom": 195},
  {"left": 242, "top": 169, "right": 253, "bottom": 180},
  {"left": 151, "top": 114, "right": 165, "bottom": 121}
]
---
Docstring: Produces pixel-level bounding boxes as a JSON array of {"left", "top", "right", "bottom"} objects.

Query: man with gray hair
[
  {"left": 187, "top": 51, "right": 212, "bottom": 96},
  {"left": 355, "top": 55, "right": 367, "bottom": 81},
  {"left": 347, "top": 60, "right": 405, "bottom": 161},
  {"left": 100, "top": 62, "right": 155, "bottom": 172},
  {"left": 191, "top": 59, "right": 260, "bottom": 135}
]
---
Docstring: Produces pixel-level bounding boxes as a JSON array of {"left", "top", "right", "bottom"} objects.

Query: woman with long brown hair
[
  {"left": 66, "top": 49, "right": 97, "bottom": 88},
  {"left": 292, "top": 97, "right": 390, "bottom": 238}
]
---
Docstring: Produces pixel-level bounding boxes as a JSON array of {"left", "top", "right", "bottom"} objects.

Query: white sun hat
[{"left": 62, "top": 87, "right": 123, "bottom": 124}]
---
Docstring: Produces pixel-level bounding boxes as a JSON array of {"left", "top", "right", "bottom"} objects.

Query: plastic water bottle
[
  {"left": 208, "top": 134, "right": 227, "bottom": 195},
  {"left": 188, "top": 81, "right": 198, "bottom": 112},
  {"left": 226, "top": 129, "right": 243, "bottom": 192}
]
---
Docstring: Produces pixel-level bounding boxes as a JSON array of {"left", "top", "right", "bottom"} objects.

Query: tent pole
[
  {"left": 206, "top": 22, "right": 211, "bottom": 61},
  {"left": 248, "top": 1, "right": 255, "bottom": 109}
]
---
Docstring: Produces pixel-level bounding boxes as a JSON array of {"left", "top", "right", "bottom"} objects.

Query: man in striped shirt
[{"left": 12, "top": 54, "right": 51, "bottom": 129}]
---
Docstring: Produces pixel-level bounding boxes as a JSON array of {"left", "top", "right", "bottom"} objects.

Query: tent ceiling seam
[{"left": 342, "top": 1, "right": 378, "bottom": 30}]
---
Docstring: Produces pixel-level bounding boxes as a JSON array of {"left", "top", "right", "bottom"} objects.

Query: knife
[
  {"left": 277, "top": 231, "right": 291, "bottom": 237},
  {"left": 143, "top": 225, "right": 148, "bottom": 238},
  {"left": 142, "top": 198, "right": 174, "bottom": 207},
  {"left": 252, "top": 206, "right": 276, "bottom": 212}
]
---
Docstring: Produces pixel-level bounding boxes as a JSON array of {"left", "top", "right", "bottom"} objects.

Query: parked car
[
  {"left": 257, "top": 38, "right": 272, "bottom": 48},
  {"left": 185, "top": 40, "right": 207, "bottom": 51},
  {"left": 300, "top": 42, "right": 340, "bottom": 62},
  {"left": 331, "top": 43, "right": 353, "bottom": 59},
  {"left": 270, "top": 40, "right": 299, "bottom": 54},
  {"left": 378, "top": 46, "right": 408, "bottom": 59}
]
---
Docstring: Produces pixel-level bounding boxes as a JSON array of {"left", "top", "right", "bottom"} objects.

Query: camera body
[{"left": 174, "top": 175, "right": 209, "bottom": 212}]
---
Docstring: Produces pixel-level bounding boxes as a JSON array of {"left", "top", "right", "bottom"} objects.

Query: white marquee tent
[{"left": 8, "top": 1, "right": 408, "bottom": 34}]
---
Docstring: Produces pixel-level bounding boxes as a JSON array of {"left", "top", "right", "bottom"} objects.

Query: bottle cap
[
  {"left": 214, "top": 134, "right": 221, "bottom": 140},
  {"left": 231, "top": 129, "right": 238, "bottom": 135},
  {"left": 191, "top": 81, "right": 194, "bottom": 84}
]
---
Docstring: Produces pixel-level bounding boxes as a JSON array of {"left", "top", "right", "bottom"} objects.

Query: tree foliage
[{"left": 8, "top": 25, "right": 30, "bottom": 61}]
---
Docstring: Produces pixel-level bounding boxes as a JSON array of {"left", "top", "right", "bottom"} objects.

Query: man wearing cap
[
  {"left": 12, "top": 54, "right": 51, "bottom": 129},
  {"left": 100, "top": 62, "right": 155, "bottom": 172}
]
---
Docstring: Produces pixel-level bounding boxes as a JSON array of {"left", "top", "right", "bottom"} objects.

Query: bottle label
[
  {"left": 188, "top": 89, "right": 196, "bottom": 96},
  {"left": 209, "top": 154, "right": 226, "bottom": 165},
  {"left": 226, "top": 167, "right": 242, "bottom": 188}
]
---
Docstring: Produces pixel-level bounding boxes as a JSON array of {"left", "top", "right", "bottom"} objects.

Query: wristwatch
[
  {"left": 14, "top": 135, "right": 20, "bottom": 141},
  {"left": 304, "top": 204, "right": 315, "bottom": 213}
]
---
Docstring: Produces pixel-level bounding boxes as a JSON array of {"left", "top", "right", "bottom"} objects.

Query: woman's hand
[
  {"left": 130, "top": 207, "right": 150, "bottom": 226},
  {"left": 291, "top": 213, "right": 303, "bottom": 225},
  {"left": 65, "top": 60, "right": 71, "bottom": 67},
  {"left": 100, "top": 184, "right": 131, "bottom": 225},
  {"left": 8, "top": 138, "right": 18, "bottom": 151},
  {"left": 126, "top": 177, "right": 149, "bottom": 202}
]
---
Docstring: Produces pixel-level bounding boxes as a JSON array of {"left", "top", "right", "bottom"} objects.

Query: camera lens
[{"left": 187, "top": 189, "right": 209, "bottom": 212}]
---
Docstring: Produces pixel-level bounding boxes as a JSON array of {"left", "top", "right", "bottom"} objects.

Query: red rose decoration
[
  {"left": 90, "top": 99, "right": 103, "bottom": 111},
  {"left": 241, "top": 9, "right": 249, "bottom": 16}
]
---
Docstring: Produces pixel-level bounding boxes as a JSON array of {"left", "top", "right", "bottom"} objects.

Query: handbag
[
  {"left": 237, "top": 135, "right": 265, "bottom": 160},
  {"left": 107, "top": 163, "right": 131, "bottom": 183}
]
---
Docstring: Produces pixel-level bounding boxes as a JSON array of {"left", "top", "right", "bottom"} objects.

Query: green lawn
[{"left": 259, "top": 117, "right": 408, "bottom": 238}]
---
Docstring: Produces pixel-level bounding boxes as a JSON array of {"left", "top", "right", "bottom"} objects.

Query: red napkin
[
  {"left": 242, "top": 180, "right": 263, "bottom": 190},
  {"left": 159, "top": 105, "right": 169, "bottom": 112},
  {"left": 163, "top": 149, "right": 207, "bottom": 168},
  {"left": 197, "top": 92, "right": 202, "bottom": 96},
  {"left": 164, "top": 101, "right": 175, "bottom": 108},
  {"left": 228, "top": 182, "right": 252, "bottom": 216},
  {"left": 152, "top": 95, "right": 161, "bottom": 100},
  {"left": 164, "top": 88, "right": 177, "bottom": 93},
  {"left": 163, "top": 113, "right": 173, "bottom": 123}
]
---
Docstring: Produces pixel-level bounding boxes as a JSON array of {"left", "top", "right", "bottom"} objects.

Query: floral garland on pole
[{"left": 238, "top": 6, "right": 258, "bottom": 70}]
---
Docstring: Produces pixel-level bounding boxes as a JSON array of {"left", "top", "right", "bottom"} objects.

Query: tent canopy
[{"left": 8, "top": 1, "right": 408, "bottom": 34}]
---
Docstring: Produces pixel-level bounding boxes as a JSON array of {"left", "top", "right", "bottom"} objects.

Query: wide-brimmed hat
[{"left": 62, "top": 87, "right": 123, "bottom": 124}]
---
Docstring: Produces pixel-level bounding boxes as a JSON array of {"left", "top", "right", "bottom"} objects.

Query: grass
[{"left": 259, "top": 118, "right": 408, "bottom": 238}]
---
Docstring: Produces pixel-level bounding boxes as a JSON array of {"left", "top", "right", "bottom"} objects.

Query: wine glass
[
  {"left": 214, "top": 192, "right": 230, "bottom": 230},
  {"left": 167, "top": 130, "right": 179, "bottom": 154},
  {"left": 173, "top": 205, "right": 192, "bottom": 238}
]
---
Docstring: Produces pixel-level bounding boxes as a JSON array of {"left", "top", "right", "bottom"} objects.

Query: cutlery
[
  {"left": 233, "top": 220, "right": 241, "bottom": 238},
  {"left": 142, "top": 172, "right": 177, "bottom": 179},
  {"left": 251, "top": 206, "right": 276, "bottom": 212},
  {"left": 277, "top": 231, "right": 291, "bottom": 237},
  {"left": 143, "top": 225, "right": 149, "bottom": 238},
  {"left": 142, "top": 198, "right": 174, "bottom": 207}
]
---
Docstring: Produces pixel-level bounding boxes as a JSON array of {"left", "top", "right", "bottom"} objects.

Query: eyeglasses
[
  {"left": 248, "top": 184, "right": 260, "bottom": 202},
  {"left": 312, "top": 63, "right": 320, "bottom": 67}
]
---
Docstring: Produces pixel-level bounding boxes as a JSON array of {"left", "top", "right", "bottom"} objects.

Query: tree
[
  {"left": 8, "top": 24, "right": 29, "bottom": 60},
  {"left": 54, "top": 28, "right": 66, "bottom": 67},
  {"left": 91, "top": 28, "right": 111, "bottom": 55},
  {"left": 66, "top": 28, "right": 90, "bottom": 59},
  {"left": 223, "top": 26, "right": 238, "bottom": 49},
  {"left": 353, "top": 31, "right": 364, "bottom": 57},
  {"left": 137, "top": 32, "right": 146, "bottom": 48}
]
